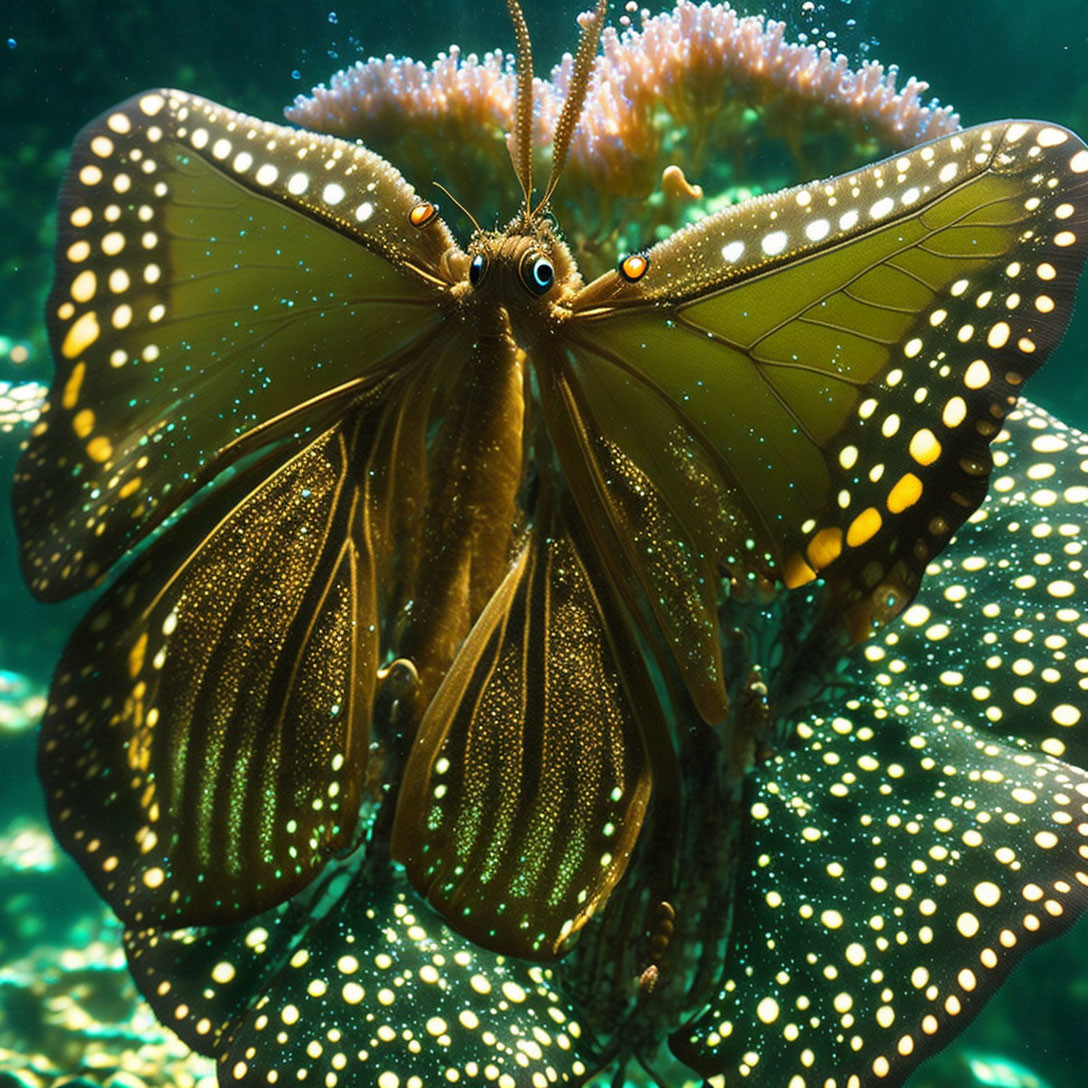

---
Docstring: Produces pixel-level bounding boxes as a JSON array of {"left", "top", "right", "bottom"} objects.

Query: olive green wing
[
  {"left": 15, "top": 89, "right": 461, "bottom": 600},
  {"left": 557, "top": 121, "right": 1088, "bottom": 721},
  {"left": 672, "top": 402, "right": 1088, "bottom": 1087},
  {"left": 391, "top": 497, "right": 664, "bottom": 960}
]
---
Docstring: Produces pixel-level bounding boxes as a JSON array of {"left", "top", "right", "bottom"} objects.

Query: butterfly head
[
  {"left": 459, "top": 223, "right": 582, "bottom": 315},
  {"left": 446, "top": 0, "right": 608, "bottom": 321}
]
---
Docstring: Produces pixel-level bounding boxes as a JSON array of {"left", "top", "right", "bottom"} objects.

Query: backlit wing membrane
[
  {"left": 537, "top": 347, "right": 761, "bottom": 724},
  {"left": 392, "top": 500, "right": 662, "bottom": 960},
  {"left": 560, "top": 122, "right": 1088, "bottom": 711},
  {"left": 14, "top": 89, "right": 460, "bottom": 600},
  {"left": 38, "top": 413, "right": 381, "bottom": 929}
]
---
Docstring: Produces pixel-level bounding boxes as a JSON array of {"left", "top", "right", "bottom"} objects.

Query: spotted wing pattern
[
  {"left": 14, "top": 88, "right": 458, "bottom": 600},
  {"left": 125, "top": 866, "right": 602, "bottom": 1087},
  {"left": 16, "top": 70, "right": 1088, "bottom": 1088},
  {"left": 874, "top": 401, "right": 1088, "bottom": 767},
  {"left": 124, "top": 894, "right": 299, "bottom": 1054},
  {"left": 558, "top": 122, "right": 1088, "bottom": 724},
  {"left": 671, "top": 402, "right": 1088, "bottom": 1087}
]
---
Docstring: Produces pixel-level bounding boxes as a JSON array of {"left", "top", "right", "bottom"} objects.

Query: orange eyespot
[
  {"left": 618, "top": 253, "right": 650, "bottom": 282},
  {"left": 409, "top": 202, "right": 437, "bottom": 228}
]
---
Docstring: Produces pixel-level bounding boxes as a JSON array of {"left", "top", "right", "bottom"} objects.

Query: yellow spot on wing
[
  {"left": 783, "top": 553, "right": 818, "bottom": 588},
  {"left": 73, "top": 409, "right": 95, "bottom": 438},
  {"left": 87, "top": 435, "right": 113, "bottom": 462},
  {"left": 964, "top": 359, "right": 991, "bottom": 389},
  {"left": 847, "top": 507, "right": 882, "bottom": 548},
  {"left": 756, "top": 996, "right": 779, "bottom": 1024},
  {"left": 61, "top": 311, "right": 100, "bottom": 359},
  {"left": 128, "top": 633, "right": 147, "bottom": 678},
  {"left": 807, "top": 527, "right": 843, "bottom": 569},
  {"left": 70, "top": 269, "right": 97, "bottom": 303},
  {"left": 908, "top": 428, "right": 941, "bottom": 466},
  {"left": 845, "top": 942, "right": 866, "bottom": 966},
  {"left": 887, "top": 473, "right": 923, "bottom": 514},
  {"left": 62, "top": 362, "right": 86, "bottom": 410},
  {"left": 956, "top": 911, "right": 980, "bottom": 938}
]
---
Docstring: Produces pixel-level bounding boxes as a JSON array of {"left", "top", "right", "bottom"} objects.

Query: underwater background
[{"left": 0, "top": 1, "right": 1086, "bottom": 1086}]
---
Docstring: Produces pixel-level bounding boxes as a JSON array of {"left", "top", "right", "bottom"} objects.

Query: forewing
[
  {"left": 38, "top": 411, "right": 381, "bottom": 929},
  {"left": 671, "top": 403, "right": 1088, "bottom": 1087},
  {"left": 391, "top": 500, "right": 662, "bottom": 960},
  {"left": 15, "top": 89, "right": 460, "bottom": 600},
  {"left": 559, "top": 122, "right": 1088, "bottom": 719}
]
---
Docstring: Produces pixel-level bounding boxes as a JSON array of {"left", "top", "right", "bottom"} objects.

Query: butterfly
[{"left": 13, "top": 0, "right": 1088, "bottom": 1084}]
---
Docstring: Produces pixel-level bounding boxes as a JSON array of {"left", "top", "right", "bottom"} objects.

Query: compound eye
[
  {"left": 521, "top": 253, "right": 555, "bottom": 296},
  {"left": 469, "top": 253, "right": 489, "bottom": 286}
]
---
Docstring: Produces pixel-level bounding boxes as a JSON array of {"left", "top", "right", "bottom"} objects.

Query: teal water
[
  {"left": 1, "top": 2, "right": 1087, "bottom": 1086},
  {"left": 3, "top": 0, "right": 1087, "bottom": 406}
]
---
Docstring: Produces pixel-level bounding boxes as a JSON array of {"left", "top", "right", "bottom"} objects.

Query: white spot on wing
[
  {"left": 721, "top": 241, "right": 745, "bottom": 263},
  {"left": 761, "top": 230, "right": 788, "bottom": 256}
]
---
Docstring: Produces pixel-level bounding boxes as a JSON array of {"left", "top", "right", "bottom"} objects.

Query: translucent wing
[
  {"left": 38, "top": 411, "right": 382, "bottom": 929},
  {"left": 124, "top": 866, "right": 603, "bottom": 1087},
  {"left": 671, "top": 403, "right": 1088, "bottom": 1086},
  {"left": 391, "top": 498, "right": 663, "bottom": 960},
  {"left": 14, "top": 89, "right": 461, "bottom": 600},
  {"left": 557, "top": 121, "right": 1088, "bottom": 719}
]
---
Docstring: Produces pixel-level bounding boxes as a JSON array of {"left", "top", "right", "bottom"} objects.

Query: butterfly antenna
[
  {"left": 433, "top": 181, "right": 483, "bottom": 234},
  {"left": 533, "top": 0, "right": 608, "bottom": 218},
  {"left": 505, "top": 0, "right": 535, "bottom": 221}
]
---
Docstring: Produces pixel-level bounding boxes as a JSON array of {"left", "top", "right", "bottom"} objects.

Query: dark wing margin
[
  {"left": 672, "top": 685, "right": 1088, "bottom": 1086},
  {"left": 869, "top": 400, "right": 1088, "bottom": 770},
  {"left": 125, "top": 867, "right": 603, "bottom": 1085},
  {"left": 15, "top": 88, "right": 460, "bottom": 600},
  {"left": 672, "top": 404, "right": 1088, "bottom": 1087}
]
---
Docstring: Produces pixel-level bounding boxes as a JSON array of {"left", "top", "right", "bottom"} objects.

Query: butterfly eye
[
  {"left": 469, "top": 252, "right": 489, "bottom": 286},
  {"left": 520, "top": 253, "right": 555, "bottom": 295}
]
